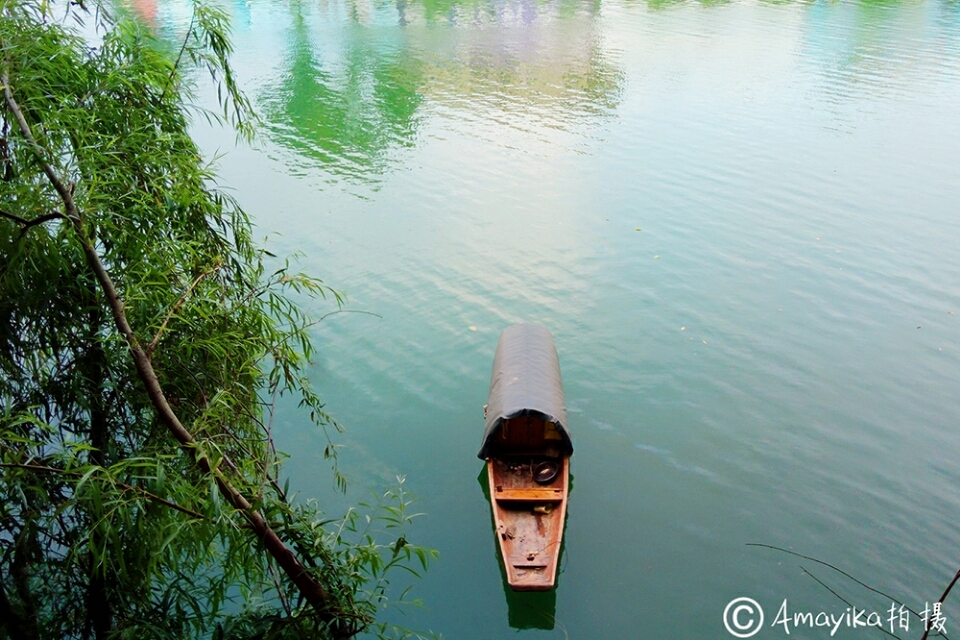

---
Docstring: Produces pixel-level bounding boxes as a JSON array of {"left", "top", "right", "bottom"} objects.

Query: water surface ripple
[{"left": 170, "top": 0, "right": 960, "bottom": 636}]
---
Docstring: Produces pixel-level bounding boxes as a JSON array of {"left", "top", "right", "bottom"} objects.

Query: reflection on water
[
  {"left": 130, "top": 0, "right": 158, "bottom": 24},
  {"left": 406, "top": 0, "right": 598, "bottom": 24},
  {"left": 503, "top": 583, "right": 559, "bottom": 630},
  {"left": 247, "top": 0, "right": 960, "bottom": 189},
  {"left": 802, "top": 0, "right": 960, "bottom": 105},
  {"left": 257, "top": 0, "right": 622, "bottom": 184},
  {"left": 260, "top": 5, "right": 424, "bottom": 184}
]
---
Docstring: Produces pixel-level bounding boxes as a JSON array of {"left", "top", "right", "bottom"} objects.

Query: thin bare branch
[
  {"left": 0, "top": 208, "right": 64, "bottom": 227},
  {"left": 747, "top": 543, "right": 918, "bottom": 616},
  {"left": 267, "top": 560, "right": 293, "bottom": 618},
  {"left": 799, "top": 565, "right": 904, "bottom": 640},
  {"left": 161, "top": 10, "right": 197, "bottom": 119},
  {"left": 920, "top": 569, "right": 960, "bottom": 640}
]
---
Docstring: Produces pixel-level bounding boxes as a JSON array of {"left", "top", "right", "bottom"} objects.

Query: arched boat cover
[{"left": 478, "top": 323, "right": 572, "bottom": 460}]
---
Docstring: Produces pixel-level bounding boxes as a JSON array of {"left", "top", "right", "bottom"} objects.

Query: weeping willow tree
[{"left": 0, "top": 2, "right": 433, "bottom": 638}]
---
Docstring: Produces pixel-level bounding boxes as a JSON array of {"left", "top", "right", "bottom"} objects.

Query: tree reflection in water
[{"left": 259, "top": 0, "right": 623, "bottom": 186}]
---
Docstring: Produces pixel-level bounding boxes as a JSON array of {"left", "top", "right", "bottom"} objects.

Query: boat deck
[{"left": 488, "top": 456, "right": 569, "bottom": 590}]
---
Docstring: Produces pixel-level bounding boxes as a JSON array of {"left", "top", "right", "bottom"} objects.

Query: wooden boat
[{"left": 479, "top": 324, "right": 573, "bottom": 591}]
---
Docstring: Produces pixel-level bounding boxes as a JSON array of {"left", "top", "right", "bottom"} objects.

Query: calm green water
[{"left": 164, "top": 0, "right": 960, "bottom": 636}]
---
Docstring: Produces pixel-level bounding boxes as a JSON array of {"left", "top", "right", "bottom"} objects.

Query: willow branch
[
  {"left": 2, "top": 71, "right": 80, "bottom": 224},
  {"left": 162, "top": 9, "right": 196, "bottom": 101},
  {"left": 146, "top": 261, "right": 223, "bottom": 356},
  {"left": 0, "top": 462, "right": 206, "bottom": 520},
  {"left": 0, "top": 208, "right": 63, "bottom": 227},
  {"left": 3, "top": 69, "right": 346, "bottom": 630},
  {"left": 0, "top": 207, "right": 64, "bottom": 244}
]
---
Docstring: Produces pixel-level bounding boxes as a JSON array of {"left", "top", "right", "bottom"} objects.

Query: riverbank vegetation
[{"left": 0, "top": 1, "right": 434, "bottom": 637}]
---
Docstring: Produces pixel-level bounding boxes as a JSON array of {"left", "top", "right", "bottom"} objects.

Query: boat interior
[
  {"left": 486, "top": 414, "right": 566, "bottom": 459},
  {"left": 487, "top": 414, "right": 568, "bottom": 590}
]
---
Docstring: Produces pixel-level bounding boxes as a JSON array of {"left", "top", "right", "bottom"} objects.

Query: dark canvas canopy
[{"left": 478, "top": 323, "right": 572, "bottom": 460}]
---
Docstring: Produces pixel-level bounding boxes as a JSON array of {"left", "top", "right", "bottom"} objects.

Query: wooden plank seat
[{"left": 494, "top": 488, "right": 564, "bottom": 502}]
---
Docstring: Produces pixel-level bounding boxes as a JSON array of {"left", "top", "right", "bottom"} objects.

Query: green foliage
[{"left": 0, "top": 1, "right": 433, "bottom": 638}]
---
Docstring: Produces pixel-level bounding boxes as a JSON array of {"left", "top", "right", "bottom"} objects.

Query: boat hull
[{"left": 487, "top": 456, "right": 569, "bottom": 591}]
